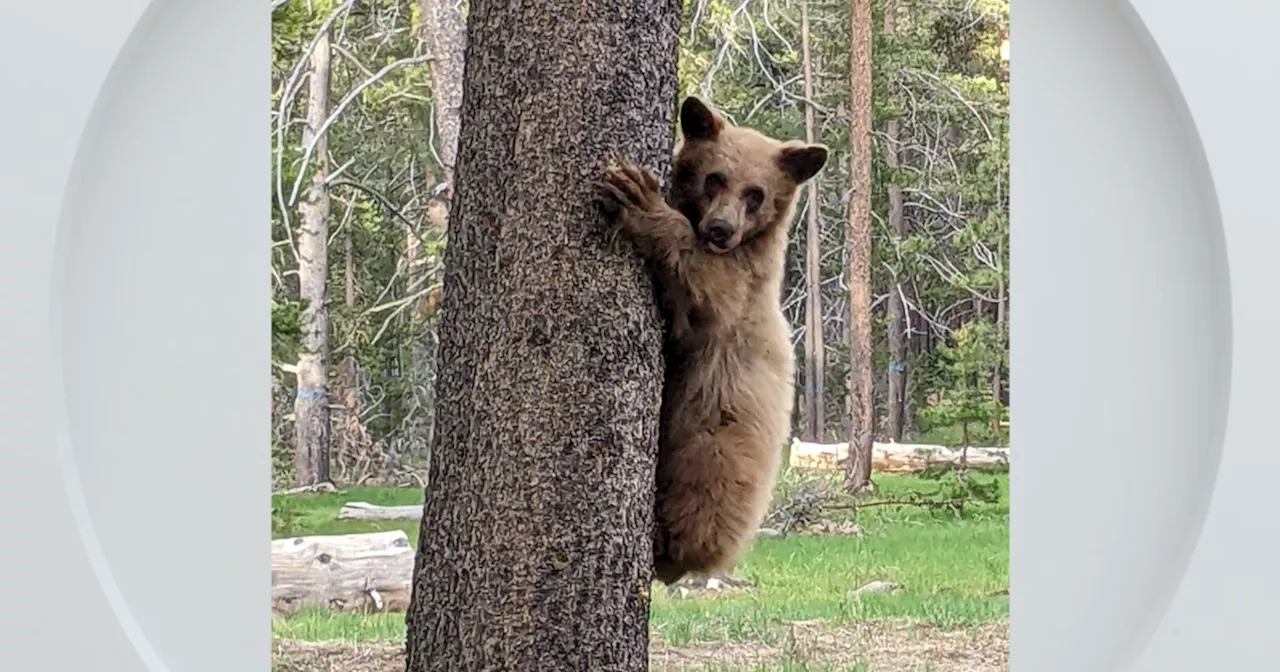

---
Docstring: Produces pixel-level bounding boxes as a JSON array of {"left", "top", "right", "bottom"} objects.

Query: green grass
[
  {"left": 908, "top": 424, "right": 1008, "bottom": 450},
  {"left": 272, "top": 485, "right": 425, "bottom": 539},
  {"left": 272, "top": 473, "right": 1008, "bottom": 646}
]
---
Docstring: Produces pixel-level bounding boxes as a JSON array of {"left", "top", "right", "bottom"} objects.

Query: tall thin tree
[
  {"left": 292, "top": 28, "right": 333, "bottom": 487},
  {"left": 994, "top": 29, "right": 1010, "bottom": 429},
  {"left": 418, "top": 0, "right": 465, "bottom": 198},
  {"left": 799, "top": 0, "right": 826, "bottom": 442},
  {"left": 407, "top": 0, "right": 468, "bottom": 455},
  {"left": 883, "top": 0, "right": 907, "bottom": 443},
  {"left": 403, "top": 0, "right": 681, "bottom": 668},
  {"left": 336, "top": 204, "right": 361, "bottom": 464},
  {"left": 845, "top": 0, "right": 875, "bottom": 491}
]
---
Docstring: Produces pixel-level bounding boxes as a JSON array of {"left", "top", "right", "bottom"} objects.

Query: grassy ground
[{"left": 271, "top": 472, "right": 1008, "bottom": 670}]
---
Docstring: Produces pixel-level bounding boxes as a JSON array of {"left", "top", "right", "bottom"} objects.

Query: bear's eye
[
  {"left": 743, "top": 187, "right": 765, "bottom": 212},
  {"left": 672, "top": 163, "right": 696, "bottom": 186},
  {"left": 704, "top": 172, "right": 727, "bottom": 194}
]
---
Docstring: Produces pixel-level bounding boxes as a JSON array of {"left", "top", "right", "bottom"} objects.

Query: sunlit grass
[{"left": 271, "top": 473, "right": 1008, "bottom": 645}]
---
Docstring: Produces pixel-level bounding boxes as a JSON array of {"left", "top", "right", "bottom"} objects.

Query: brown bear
[{"left": 596, "top": 97, "right": 828, "bottom": 584}]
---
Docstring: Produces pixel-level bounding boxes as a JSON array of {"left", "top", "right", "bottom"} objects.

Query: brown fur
[{"left": 596, "top": 97, "right": 828, "bottom": 584}]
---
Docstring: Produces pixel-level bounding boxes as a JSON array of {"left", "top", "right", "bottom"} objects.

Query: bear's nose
[{"left": 704, "top": 219, "right": 733, "bottom": 245}]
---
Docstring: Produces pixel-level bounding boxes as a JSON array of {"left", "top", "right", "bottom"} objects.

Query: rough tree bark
[
  {"left": 403, "top": 0, "right": 681, "bottom": 668},
  {"left": 292, "top": 29, "right": 333, "bottom": 487},
  {"left": 799, "top": 0, "right": 826, "bottom": 443},
  {"left": 845, "top": 0, "right": 875, "bottom": 492},
  {"left": 882, "top": 0, "right": 907, "bottom": 443}
]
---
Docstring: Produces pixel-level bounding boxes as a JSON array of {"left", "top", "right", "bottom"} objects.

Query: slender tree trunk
[
  {"left": 905, "top": 281, "right": 925, "bottom": 434},
  {"left": 408, "top": 232, "right": 441, "bottom": 459},
  {"left": 336, "top": 225, "right": 369, "bottom": 470},
  {"left": 799, "top": 0, "right": 825, "bottom": 442},
  {"left": 412, "top": 0, "right": 466, "bottom": 458},
  {"left": 882, "top": 1, "right": 907, "bottom": 443},
  {"left": 344, "top": 229, "right": 356, "bottom": 310},
  {"left": 405, "top": 199, "right": 427, "bottom": 290},
  {"left": 406, "top": 190, "right": 438, "bottom": 458},
  {"left": 885, "top": 282, "right": 906, "bottom": 441},
  {"left": 840, "top": 296, "right": 852, "bottom": 440},
  {"left": 992, "top": 233, "right": 1006, "bottom": 437},
  {"left": 403, "top": 0, "right": 680, "bottom": 668},
  {"left": 844, "top": 0, "right": 874, "bottom": 492},
  {"left": 292, "top": 29, "right": 333, "bottom": 487},
  {"left": 339, "top": 227, "right": 356, "bottom": 449},
  {"left": 418, "top": 0, "right": 466, "bottom": 198}
]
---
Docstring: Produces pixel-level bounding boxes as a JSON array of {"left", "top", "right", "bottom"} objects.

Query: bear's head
[{"left": 669, "top": 97, "right": 828, "bottom": 255}]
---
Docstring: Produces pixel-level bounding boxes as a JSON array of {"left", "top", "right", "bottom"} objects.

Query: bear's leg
[
  {"left": 653, "top": 423, "right": 775, "bottom": 585},
  {"left": 652, "top": 517, "right": 679, "bottom": 584}
]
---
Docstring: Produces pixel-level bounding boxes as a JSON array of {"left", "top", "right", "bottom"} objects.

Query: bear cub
[{"left": 596, "top": 97, "right": 828, "bottom": 584}]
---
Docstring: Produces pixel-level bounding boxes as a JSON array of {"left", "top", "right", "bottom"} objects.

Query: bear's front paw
[{"left": 594, "top": 161, "right": 664, "bottom": 219}]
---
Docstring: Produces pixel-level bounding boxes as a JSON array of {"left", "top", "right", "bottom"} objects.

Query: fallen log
[
  {"left": 336, "top": 501, "right": 424, "bottom": 522},
  {"left": 271, "top": 530, "right": 414, "bottom": 616},
  {"left": 789, "top": 438, "right": 1010, "bottom": 473}
]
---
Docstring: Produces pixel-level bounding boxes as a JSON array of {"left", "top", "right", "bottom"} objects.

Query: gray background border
[
  {"left": 0, "top": 0, "right": 1273, "bottom": 669},
  {"left": 1012, "top": 0, "right": 1279, "bottom": 669},
  {"left": 1, "top": 0, "right": 265, "bottom": 670}
]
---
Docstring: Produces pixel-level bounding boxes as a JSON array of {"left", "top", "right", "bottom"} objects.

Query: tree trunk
[
  {"left": 885, "top": 282, "right": 906, "bottom": 441},
  {"left": 344, "top": 227, "right": 356, "bottom": 309},
  {"left": 418, "top": 0, "right": 466, "bottom": 197},
  {"left": 405, "top": 201, "right": 439, "bottom": 459},
  {"left": 882, "top": 1, "right": 907, "bottom": 444},
  {"left": 292, "top": 29, "right": 333, "bottom": 487},
  {"left": 992, "top": 234, "right": 1007, "bottom": 438},
  {"left": 844, "top": 0, "right": 874, "bottom": 493},
  {"left": 412, "top": 0, "right": 467, "bottom": 458},
  {"left": 904, "top": 282, "right": 925, "bottom": 434},
  {"left": 403, "top": 0, "right": 680, "bottom": 669},
  {"left": 799, "top": 0, "right": 826, "bottom": 443},
  {"left": 336, "top": 222, "right": 366, "bottom": 471},
  {"left": 408, "top": 171, "right": 445, "bottom": 457}
]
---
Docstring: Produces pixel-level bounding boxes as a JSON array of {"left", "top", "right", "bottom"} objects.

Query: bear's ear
[
  {"left": 680, "top": 97, "right": 722, "bottom": 141},
  {"left": 778, "top": 143, "right": 829, "bottom": 183}
]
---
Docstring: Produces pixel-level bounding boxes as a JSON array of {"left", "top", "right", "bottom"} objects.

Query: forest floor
[{"left": 271, "top": 473, "right": 1009, "bottom": 671}]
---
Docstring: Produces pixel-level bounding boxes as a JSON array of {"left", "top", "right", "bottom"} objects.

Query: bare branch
[{"left": 287, "top": 54, "right": 433, "bottom": 208}]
